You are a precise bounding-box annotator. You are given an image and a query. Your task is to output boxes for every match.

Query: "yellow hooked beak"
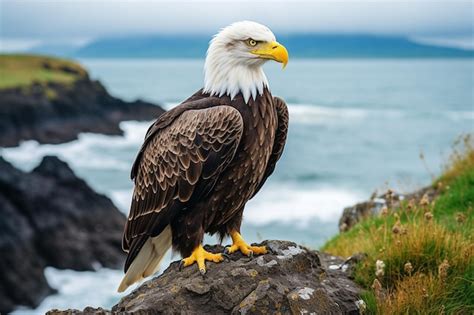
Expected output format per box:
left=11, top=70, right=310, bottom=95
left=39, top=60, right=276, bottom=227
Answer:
left=251, top=41, right=289, bottom=68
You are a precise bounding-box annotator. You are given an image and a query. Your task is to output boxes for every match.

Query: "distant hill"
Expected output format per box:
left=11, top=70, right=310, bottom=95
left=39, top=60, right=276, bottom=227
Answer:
left=75, top=35, right=208, bottom=58
left=74, top=34, right=473, bottom=58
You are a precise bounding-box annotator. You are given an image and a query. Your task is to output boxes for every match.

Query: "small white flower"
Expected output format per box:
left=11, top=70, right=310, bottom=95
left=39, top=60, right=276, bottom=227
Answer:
left=375, top=260, right=386, bottom=277
left=356, top=299, right=367, bottom=312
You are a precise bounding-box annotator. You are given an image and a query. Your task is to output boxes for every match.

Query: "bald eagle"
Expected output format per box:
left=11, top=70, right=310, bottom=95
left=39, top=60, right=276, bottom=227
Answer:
left=118, top=21, right=289, bottom=292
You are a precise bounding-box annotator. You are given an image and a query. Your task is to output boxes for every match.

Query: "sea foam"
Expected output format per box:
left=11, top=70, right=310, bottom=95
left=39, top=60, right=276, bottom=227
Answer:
left=244, top=183, right=364, bottom=226
left=11, top=267, right=124, bottom=314
left=0, top=121, right=152, bottom=172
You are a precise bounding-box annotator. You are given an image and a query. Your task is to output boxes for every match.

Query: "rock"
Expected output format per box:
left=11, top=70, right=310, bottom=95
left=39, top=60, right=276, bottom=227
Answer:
left=0, top=77, right=165, bottom=147
left=338, top=199, right=386, bottom=233
left=0, top=156, right=126, bottom=314
left=338, top=186, right=438, bottom=232
left=47, top=307, right=113, bottom=315
left=47, top=240, right=363, bottom=315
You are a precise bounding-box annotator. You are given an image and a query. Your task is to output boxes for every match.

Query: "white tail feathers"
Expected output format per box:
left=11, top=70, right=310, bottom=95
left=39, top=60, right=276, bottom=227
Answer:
left=117, top=225, right=172, bottom=292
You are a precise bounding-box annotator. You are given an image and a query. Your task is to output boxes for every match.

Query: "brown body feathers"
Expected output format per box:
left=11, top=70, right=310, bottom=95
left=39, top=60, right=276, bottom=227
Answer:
left=122, top=88, right=289, bottom=272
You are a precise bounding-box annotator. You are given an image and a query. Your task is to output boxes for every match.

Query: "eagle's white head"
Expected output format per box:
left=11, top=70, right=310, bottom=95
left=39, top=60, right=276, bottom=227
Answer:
left=203, top=21, right=289, bottom=103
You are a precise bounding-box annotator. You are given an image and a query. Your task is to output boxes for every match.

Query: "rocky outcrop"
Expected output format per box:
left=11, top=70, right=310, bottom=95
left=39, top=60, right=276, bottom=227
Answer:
left=0, top=76, right=164, bottom=147
left=338, top=186, right=438, bottom=232
left=0, top=156, right=126, bottom=314
left=47, top=240, right=363, bottom=315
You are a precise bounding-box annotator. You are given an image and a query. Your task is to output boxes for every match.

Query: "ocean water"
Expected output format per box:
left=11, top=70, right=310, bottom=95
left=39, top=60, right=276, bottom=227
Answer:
left=3, top=58, right=473, bottom=313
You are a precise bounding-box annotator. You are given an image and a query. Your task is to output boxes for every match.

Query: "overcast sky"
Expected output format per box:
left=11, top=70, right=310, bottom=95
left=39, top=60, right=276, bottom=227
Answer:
left=0, top=0, right=472, bottom=47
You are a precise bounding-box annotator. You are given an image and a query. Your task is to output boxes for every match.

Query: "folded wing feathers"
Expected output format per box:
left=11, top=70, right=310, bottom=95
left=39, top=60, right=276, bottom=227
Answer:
left=122, top=105, right=243, bottom=255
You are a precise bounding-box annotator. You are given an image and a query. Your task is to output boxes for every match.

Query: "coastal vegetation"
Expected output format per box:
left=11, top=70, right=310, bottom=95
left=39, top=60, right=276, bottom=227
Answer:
left=323, top=135, right=474, bottom=314
left=0, top=54, right=86, bottom=90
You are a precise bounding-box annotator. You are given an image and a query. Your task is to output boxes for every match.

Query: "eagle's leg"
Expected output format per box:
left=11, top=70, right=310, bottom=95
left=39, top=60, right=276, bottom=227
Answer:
left=226, top=231, right=267, bottom=256
left=181, top=245, right=224, bottom=274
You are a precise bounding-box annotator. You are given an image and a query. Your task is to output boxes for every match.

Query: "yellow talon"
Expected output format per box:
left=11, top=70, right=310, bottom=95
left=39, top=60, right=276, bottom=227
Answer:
left=181, top=245, right=224, bottom=274
left=226, top=231, right=267, bottom=256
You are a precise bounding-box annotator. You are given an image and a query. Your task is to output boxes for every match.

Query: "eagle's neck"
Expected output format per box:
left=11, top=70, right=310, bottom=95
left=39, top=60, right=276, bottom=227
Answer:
left=203, top=51, right=269, bottom=104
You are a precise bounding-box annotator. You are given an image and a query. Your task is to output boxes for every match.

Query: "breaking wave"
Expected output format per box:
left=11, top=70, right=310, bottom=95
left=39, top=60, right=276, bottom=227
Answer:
left=244, top=184, right=364, bottom=226
left=0, top=121, right=151, bottom=172
left=12, top=267, right=124, bottom=314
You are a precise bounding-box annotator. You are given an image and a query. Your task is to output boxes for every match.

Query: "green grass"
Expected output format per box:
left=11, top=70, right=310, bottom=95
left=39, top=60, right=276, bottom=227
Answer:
left=0, top=54, right=87, bottom=90
left=322, top=135, right=474, bottom=314
left=434, top=135, right=474, bottom=236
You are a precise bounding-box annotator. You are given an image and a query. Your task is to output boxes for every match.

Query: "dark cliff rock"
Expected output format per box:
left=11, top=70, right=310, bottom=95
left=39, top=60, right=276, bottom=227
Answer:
left=0, top=76, right=164, bottom=147
left=338, top=186, right=439, bottom=232
left=0, top=156, right=126, bottom=314
left=47, top=240, right=364, bottom=315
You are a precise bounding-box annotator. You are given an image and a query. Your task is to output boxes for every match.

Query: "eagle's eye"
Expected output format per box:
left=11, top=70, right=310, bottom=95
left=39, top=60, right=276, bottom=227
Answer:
left=247, top=39, right=258, bottom=47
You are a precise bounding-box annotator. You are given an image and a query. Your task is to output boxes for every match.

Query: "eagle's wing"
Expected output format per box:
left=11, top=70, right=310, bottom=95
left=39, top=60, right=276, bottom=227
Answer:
left=252, top=96, right=289, bottom=197
left=123, top=105, right=244, bottom=271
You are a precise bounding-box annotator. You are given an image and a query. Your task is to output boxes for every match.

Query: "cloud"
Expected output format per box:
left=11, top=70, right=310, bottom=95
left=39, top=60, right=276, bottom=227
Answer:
left=1, top=0, right=472, bottom=40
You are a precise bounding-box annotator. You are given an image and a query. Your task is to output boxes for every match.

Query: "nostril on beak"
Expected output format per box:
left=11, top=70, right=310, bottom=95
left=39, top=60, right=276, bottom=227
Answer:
left=272, top=46, right=278, bottom=49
